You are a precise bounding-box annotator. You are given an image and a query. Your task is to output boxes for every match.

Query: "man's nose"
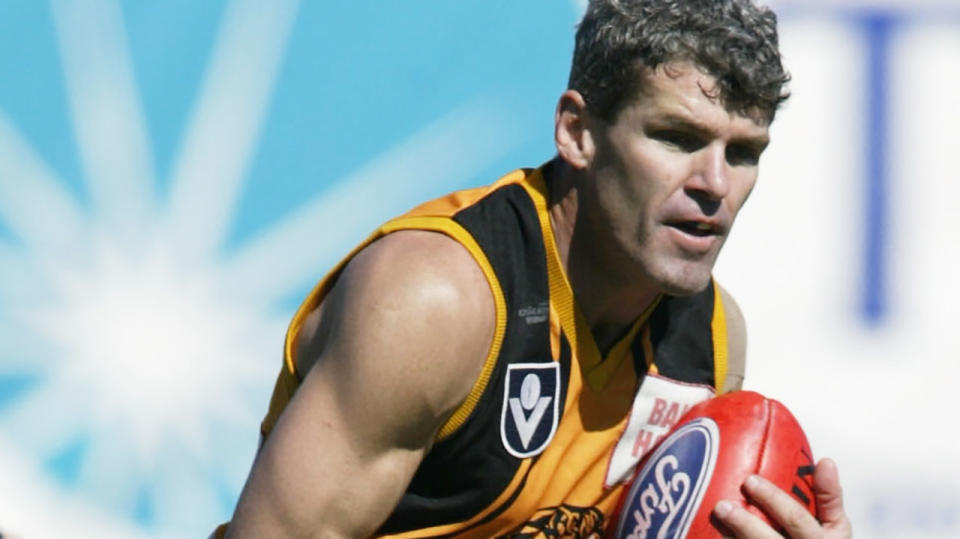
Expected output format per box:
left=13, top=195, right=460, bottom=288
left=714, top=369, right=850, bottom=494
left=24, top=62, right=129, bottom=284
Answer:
left=688, top=142, right=730, bottom=201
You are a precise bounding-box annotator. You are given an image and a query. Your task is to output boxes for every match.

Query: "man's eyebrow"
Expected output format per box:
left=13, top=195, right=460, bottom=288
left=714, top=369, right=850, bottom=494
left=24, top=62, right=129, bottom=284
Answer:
left=647, top=113, right=770, bottom=149
left=645, top=113, right=716, bottom=139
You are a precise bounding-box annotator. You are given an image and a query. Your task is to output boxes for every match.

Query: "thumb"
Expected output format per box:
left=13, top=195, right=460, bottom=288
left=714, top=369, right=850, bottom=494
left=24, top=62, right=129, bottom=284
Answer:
left=814, top=457, right=851, bottom=532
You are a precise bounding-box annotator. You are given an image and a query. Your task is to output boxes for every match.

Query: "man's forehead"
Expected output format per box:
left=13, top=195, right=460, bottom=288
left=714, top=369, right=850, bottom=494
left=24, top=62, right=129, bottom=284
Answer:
left=630, top=62, right=771, bottom=133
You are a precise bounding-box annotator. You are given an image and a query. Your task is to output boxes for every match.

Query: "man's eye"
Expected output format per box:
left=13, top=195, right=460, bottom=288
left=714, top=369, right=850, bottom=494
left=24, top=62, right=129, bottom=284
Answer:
left=652, top=130, right=703, bottom=152
left=726, top=144, right=761, bottom=166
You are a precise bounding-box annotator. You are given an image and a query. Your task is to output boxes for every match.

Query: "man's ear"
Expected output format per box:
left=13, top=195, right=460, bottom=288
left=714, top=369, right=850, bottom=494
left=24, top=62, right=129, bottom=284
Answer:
left=554, top=90, right=595, bottom=170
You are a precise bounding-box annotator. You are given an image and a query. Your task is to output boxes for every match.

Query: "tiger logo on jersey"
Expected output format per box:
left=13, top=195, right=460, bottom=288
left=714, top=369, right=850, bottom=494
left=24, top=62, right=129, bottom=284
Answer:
left=512, top=504, right=605, bottom=538
left=500, top=363, right=560, bottom=458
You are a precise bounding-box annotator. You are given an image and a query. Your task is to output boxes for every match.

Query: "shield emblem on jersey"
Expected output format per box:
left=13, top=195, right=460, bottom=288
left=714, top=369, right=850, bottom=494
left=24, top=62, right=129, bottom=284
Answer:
left=500, top=362, right=560, bottom=458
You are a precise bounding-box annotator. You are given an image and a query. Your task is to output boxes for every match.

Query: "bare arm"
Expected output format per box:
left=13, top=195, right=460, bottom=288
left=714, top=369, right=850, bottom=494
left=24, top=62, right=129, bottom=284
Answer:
left=227, top=231, right=495, bottom=538
left=719, top=284, right=746, bottom=392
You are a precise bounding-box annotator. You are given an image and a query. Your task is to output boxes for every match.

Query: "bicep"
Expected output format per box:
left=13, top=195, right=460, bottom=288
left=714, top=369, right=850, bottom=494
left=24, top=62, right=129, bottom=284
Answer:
left=230, top=356, right=430, bottom=538
left=227, top=232, right=494, bottom=538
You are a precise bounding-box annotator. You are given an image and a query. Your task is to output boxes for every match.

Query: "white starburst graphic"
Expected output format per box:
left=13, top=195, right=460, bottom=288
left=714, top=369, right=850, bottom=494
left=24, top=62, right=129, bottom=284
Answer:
left=0, top=0, right=520, bottom=536
left=571, top=0, right=588, bottom=17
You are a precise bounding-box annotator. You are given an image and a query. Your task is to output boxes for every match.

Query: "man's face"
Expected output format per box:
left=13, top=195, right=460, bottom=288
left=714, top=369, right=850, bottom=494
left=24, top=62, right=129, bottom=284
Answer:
left=581, top=62, right=770, bottom=296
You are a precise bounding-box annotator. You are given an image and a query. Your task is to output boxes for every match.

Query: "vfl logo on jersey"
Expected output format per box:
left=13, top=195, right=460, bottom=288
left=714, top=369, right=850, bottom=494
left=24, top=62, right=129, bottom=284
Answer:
left=613, top=418, right=719, bottom=539
left=500, top=363, right=560, bottom=458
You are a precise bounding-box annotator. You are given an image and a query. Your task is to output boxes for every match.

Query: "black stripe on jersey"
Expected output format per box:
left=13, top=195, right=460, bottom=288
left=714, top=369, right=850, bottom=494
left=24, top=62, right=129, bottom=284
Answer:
left=455, top=182, right=552, bottom=363
left=379, top=182, right=555, bottom=534
left=631, top=282, right=716, bottom=387
left=430, top=458, right=534, bottom=539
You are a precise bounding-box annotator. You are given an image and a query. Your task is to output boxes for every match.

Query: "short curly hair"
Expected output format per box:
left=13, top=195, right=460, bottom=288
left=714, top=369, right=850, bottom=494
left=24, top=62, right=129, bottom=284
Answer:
left=569, top=0, right=790, bottom=124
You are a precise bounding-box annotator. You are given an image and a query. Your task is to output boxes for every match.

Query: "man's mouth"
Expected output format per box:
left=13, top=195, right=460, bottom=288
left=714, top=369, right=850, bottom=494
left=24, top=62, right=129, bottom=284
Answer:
left=667, top=221, right=719, bottom=237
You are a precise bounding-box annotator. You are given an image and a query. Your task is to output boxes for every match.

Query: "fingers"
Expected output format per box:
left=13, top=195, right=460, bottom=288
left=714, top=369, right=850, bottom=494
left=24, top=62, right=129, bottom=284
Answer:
left=712, top=467, right=853, bottom=539
left=712, top=475, right=819, bottom=538
left=814, top=458, right=853, bottom=535
left=712, top=496, right=782, bottom=539
left=740, top=474, right=821, bottom=536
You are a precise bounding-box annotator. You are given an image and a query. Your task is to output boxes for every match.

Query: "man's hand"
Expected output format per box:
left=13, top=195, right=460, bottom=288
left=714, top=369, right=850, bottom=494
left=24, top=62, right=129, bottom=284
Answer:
left=712, top=458, right=852, bottom=538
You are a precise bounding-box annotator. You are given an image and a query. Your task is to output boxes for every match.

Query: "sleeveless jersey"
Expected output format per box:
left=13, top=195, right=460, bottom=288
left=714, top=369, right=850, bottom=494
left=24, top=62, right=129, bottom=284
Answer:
left=254, top=165, right=731, bottom=538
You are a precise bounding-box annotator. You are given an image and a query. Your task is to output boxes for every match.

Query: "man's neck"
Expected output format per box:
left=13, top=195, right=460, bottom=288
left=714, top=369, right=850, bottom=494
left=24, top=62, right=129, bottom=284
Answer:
left=544, top=159, right=659, bottom=354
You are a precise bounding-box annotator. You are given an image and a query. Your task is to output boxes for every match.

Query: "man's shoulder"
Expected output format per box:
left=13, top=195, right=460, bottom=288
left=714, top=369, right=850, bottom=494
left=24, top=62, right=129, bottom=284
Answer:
left=325, top=229, right=497, bottom=411
left=351, top=230, right=491, bottom=303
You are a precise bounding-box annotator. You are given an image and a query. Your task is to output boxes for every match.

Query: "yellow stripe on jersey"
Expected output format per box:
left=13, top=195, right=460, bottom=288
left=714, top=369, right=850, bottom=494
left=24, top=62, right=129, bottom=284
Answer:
left=711, top=282, right=729, bottom=393
left=586, top=297, right=661, bottom=389
left=641, top=324, right=660, bottom=376
left=379, top=215, right=508, bottom=441
left=521, top=171, right=577, bottom=361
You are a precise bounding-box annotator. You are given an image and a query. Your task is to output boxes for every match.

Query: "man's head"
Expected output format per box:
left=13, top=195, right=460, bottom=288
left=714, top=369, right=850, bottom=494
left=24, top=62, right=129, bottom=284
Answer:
left=553, top=0, right=787, bottom=297
left=568, top=0, right=789, bottom=124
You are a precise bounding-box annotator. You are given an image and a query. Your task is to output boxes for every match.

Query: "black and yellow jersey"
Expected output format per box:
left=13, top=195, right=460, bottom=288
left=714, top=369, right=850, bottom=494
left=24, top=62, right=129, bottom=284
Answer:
left=256, top=164, right=732, bottom=538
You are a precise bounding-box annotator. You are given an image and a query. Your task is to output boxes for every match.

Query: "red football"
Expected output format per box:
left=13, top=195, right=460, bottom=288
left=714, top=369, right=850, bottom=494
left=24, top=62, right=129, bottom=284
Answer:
left=608, top=390, right=816, bottom=538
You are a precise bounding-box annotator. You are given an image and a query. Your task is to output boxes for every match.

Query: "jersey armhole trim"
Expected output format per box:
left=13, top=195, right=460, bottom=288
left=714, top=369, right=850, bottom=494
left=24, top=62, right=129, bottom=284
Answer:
left=379, top=215, right=508, bottom=442
left=282, top=233, right=380, bottom=380
left=711, top=280, right=729, bottom=393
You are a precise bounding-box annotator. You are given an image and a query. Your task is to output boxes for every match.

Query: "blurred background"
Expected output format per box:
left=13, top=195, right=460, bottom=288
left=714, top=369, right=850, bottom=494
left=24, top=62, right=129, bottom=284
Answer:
left=0, top=0, right=957, bottom=537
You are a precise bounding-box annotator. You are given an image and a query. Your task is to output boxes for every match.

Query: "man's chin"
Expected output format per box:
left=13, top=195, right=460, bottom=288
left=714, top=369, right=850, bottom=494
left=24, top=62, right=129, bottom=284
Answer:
left=650, top=262, right=714, bottom=297
left=658, top=281, right=711, bottom=297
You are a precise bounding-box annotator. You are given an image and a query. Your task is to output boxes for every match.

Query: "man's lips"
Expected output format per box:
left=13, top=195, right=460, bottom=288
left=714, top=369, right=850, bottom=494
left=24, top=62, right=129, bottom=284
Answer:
left=663, top=218, right=727, bottom=237
left=662, top=220, right=724, bottom=254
